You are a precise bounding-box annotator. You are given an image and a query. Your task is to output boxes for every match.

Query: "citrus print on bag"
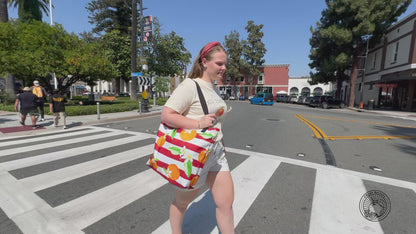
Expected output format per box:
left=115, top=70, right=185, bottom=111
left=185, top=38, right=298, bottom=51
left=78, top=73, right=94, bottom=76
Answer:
left=146, top=123, right=219, bottom=189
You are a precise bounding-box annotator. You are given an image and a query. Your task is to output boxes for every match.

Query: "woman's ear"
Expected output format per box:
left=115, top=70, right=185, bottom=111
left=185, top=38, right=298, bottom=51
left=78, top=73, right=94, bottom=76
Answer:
left=201, top=57, right=207, bottom=69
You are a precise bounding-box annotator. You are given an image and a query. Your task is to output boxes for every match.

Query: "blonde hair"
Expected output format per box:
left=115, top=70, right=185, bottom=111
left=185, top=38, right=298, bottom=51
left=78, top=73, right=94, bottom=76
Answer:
left=188, top=44, right=226, bottom=78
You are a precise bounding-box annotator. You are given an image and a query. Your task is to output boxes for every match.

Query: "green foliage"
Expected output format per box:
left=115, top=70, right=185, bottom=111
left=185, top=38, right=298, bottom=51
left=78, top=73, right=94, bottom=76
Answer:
left=224, top=30, right=245, bottom=81
left=223, top=21, right=266, bottom=80
left=101, top=30, right=131, bottom=80
left=0, top=20, right=117, bottom=93
left=244, top=21, right=267, bottom=77
left=146, top=22, right=191, bottom=77
left=86, top=0, right=132, bottom=36
left=153, top=76, right=169, bottom=94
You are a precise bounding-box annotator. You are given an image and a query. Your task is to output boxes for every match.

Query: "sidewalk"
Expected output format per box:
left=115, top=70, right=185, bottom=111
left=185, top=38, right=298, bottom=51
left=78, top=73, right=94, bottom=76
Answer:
left=346, top=107, right=416, bottom=122
left=0, top=106, right=163, bottom=137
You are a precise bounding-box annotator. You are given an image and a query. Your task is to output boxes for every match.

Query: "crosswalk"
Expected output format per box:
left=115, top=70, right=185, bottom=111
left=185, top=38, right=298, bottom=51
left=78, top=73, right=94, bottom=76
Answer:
left=0, top=126, right=415, bottom=234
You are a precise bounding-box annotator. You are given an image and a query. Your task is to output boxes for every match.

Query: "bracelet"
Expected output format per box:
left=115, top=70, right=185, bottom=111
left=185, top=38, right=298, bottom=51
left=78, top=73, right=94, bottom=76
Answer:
left=198, top=120, right=200, bottom=129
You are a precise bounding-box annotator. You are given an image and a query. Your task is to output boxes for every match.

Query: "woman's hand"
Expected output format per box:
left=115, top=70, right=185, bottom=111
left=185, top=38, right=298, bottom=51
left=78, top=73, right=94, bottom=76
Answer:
left=199, top=114, right=216, bottom=129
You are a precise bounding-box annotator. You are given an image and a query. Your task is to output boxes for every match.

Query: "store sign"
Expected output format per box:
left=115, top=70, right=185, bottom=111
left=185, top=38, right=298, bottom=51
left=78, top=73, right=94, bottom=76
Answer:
left=375, top=83, right=398, bottom=88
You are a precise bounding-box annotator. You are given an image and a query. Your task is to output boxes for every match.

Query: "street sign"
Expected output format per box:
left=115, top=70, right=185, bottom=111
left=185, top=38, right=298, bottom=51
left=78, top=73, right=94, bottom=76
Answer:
left=142, top=90, right=148, bottom=99
left=131, top=72, right=142, bottom=77
left=138, top=77, right=152, bottom=85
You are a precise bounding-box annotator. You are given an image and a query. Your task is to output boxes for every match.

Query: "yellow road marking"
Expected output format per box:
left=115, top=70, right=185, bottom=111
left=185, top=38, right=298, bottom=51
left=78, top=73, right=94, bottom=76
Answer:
left=295, top=114, right=416, bottom=140
left=295, top=114, right=325, bottom=139
left=302, top=114, right=416, bottom=129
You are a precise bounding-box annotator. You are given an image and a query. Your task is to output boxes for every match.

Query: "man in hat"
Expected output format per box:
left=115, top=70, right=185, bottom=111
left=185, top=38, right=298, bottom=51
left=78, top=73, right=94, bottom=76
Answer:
left=30, top=80, right=47, bottom=121
left=14, top=87, right=38, bottom=129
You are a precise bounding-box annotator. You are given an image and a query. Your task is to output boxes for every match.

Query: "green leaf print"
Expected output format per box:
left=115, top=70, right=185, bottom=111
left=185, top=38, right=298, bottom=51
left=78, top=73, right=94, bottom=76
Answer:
left=199, top=133, right=213, bottom=139
left=169, top=147, right=181, bottom=155
left=171, top=129, right=177, bottom=138
left=184, top=160, right=192, bottom=178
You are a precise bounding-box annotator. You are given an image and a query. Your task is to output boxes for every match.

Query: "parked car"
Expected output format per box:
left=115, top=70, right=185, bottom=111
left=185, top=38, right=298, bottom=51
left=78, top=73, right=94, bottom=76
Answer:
left=239, top=95, right=246, bottom=101
left=288, top=95, right=298, bottom=103
left=297, top=96, right=308, bottom=104
left=309, top=95, right=345, bottom=109
left=275, top=94, right=289, bottom=102
left=229, top=96, right=236, bottom=100
left=250, top=92, right=274, bottom=105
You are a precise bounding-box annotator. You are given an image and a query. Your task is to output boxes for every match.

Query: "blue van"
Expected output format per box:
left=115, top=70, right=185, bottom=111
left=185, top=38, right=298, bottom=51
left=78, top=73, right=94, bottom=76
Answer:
left=250, top=92, right=274, bottom=105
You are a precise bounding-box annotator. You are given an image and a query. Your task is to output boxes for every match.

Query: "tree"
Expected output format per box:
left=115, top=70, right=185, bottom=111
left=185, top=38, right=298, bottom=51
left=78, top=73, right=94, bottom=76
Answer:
left=101, top=30, right=131, bottom=95
left=243, top=21, right=267, bottom=77
left=146, top=30, right=191, bottom=77
left=224, top=30, right=246, bottom=96
left=0, top=0, right=8, bottom=22
left=153, top=76, right=169, bottom=96
left=7, top=0, right=50, bottom=22
left=86, top=0, right=133, bottom=95
left=86, top=0, right=131, bottom=36
left=309, top=0, right=411, bottom=107
left=0, top=21, right=116, bottom=93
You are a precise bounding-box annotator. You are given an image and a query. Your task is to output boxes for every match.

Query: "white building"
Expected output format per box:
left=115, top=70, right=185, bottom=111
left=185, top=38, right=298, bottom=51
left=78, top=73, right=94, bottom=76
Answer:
left=289, top=77, right=334, bottom=97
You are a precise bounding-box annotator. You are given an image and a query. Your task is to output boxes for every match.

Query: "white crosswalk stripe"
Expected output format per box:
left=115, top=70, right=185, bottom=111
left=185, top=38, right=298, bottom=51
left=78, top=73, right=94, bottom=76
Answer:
left=0, top=126, right=415, bottom=234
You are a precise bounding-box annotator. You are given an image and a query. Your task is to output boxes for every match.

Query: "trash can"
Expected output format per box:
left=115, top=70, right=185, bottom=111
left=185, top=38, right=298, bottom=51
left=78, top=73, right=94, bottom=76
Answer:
left=142, top=98, right=149, bottom=112
left=367, top=99, right=375, bottom=110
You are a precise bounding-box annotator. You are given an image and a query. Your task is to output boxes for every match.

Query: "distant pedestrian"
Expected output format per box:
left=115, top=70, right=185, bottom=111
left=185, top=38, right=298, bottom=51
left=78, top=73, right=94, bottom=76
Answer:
left=14, top=87, right=38, bottom=129
left=30, top=80, right=47, bottom=121
left=49, top=89, right=67, bottom=129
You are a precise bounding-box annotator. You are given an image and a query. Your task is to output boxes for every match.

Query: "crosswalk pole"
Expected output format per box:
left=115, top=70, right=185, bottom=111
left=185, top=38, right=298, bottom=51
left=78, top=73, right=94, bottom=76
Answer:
left=97, top=102, right=100, bottom=119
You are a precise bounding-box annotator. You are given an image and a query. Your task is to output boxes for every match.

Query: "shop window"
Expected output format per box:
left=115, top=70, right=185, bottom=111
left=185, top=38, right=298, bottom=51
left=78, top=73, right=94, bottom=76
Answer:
left=372, top=52, right=377, bottom=70
left=392, top=42, right=399, bottom=63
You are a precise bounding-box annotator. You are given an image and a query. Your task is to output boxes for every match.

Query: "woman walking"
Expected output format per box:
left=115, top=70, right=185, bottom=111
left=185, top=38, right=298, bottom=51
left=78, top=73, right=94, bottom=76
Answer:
left=161, top=41, right=235, bottom=234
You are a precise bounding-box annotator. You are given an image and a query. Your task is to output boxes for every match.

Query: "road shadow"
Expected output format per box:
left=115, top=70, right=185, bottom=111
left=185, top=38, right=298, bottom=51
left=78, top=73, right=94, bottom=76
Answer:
left=182, top=191, right=218, bottom=234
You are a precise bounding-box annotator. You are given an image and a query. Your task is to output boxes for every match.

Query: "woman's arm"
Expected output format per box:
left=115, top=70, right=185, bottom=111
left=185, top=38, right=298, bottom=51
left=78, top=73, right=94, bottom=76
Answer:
left=161, top=107, right=216, bottom=129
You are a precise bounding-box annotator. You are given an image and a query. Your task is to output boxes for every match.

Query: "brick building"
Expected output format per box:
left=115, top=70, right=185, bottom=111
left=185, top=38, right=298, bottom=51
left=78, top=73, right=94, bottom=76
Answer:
left=216, top=64, right=290, bottom=98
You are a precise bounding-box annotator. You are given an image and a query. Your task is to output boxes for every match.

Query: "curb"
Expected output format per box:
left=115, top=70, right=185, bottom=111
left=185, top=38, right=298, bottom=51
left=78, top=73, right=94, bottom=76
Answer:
left=0, top=109, right=162, bottom=138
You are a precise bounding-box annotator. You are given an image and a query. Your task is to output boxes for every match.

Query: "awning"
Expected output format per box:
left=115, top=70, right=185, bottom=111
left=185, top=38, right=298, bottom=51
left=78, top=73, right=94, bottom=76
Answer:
left=276, top=90, right=287, bottom=94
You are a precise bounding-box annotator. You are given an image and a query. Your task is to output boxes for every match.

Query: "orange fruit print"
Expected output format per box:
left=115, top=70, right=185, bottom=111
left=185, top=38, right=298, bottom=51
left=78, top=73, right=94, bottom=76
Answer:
left=198, top=150, right=210, bottom=164
left=167, top=164, right=180, bottom=180
left=156, top=135, right=166, bottom=147
left=190, top=175, right=199, bottom=187
left=215, top=107, right=225, bottom=117
left=149, top=157, right=158, bottom=170
left=179, top=130, right=197, bottom=141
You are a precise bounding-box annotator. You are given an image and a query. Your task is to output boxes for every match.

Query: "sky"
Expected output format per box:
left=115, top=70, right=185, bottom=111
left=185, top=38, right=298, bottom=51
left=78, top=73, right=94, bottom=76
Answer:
left=7, top=0, right=416, bottom=77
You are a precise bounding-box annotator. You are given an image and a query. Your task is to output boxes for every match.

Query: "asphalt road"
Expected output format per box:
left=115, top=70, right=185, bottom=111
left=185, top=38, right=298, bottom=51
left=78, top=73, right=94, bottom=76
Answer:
left=0, top=101, right=415, bottom=233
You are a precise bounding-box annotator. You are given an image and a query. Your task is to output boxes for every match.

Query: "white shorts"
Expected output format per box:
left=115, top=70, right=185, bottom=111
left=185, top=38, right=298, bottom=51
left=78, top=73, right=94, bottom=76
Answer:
left=175, top=141, right=229, bottom=190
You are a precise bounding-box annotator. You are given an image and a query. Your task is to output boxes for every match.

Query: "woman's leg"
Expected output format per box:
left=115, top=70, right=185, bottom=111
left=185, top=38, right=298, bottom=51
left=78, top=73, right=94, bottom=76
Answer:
left=170, top=188, right=200, bottom=234
left=206, top=171, right=235, bottom=234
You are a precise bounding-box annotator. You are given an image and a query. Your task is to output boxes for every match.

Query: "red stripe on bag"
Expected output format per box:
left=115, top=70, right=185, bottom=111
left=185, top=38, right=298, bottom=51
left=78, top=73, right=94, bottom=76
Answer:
left=154, top=147, right=205, bottom=169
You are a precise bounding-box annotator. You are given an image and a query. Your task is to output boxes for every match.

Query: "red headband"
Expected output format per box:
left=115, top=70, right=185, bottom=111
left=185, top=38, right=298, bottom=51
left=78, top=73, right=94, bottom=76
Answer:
left=200, top=41, right=221, bottom=59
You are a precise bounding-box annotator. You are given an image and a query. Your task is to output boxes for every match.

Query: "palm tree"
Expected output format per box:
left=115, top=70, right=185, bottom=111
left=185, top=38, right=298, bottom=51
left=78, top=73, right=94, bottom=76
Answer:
left=0, top=0, right=8, bottom=22
left=8, top=0, right=50, bottom=22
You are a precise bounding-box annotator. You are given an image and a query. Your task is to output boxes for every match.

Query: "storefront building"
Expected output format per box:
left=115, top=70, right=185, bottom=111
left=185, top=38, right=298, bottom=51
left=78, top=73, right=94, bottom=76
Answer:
left=357, top=11, right=416, bottom=111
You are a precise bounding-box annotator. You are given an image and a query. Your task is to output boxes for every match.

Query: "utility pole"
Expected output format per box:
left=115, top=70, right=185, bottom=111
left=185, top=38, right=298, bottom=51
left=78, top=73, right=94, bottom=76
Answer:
left=131, top=0, right=138, bottom=101
left=49, top=0, right=57, bottom=89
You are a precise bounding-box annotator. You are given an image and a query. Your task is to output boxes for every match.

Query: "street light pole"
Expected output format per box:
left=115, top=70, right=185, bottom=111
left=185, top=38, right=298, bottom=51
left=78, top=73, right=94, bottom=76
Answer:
left=49, top=0, right=57, bottom=89
left=359, top=35, right=372, bottom=107
left=49, top=0, right=53, bottom=25
left=131, top=0, right=138, bottom=101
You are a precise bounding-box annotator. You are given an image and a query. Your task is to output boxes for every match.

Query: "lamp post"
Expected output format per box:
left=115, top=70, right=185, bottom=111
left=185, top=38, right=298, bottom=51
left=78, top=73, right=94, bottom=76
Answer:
left=359, top=34, right=373, bottom=107
left=49, top=0, right=57, bottom=89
